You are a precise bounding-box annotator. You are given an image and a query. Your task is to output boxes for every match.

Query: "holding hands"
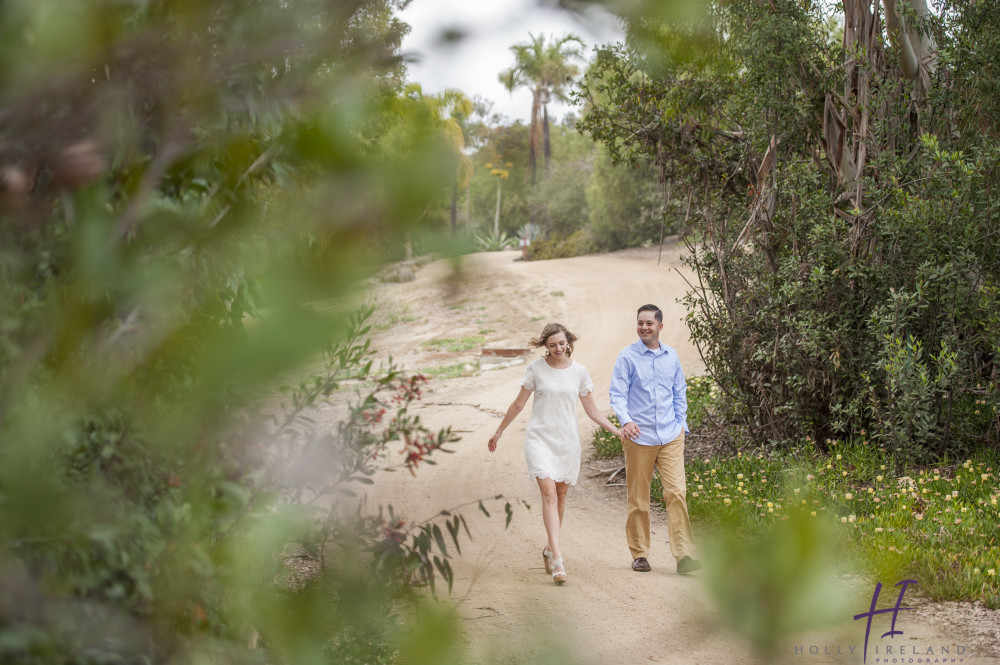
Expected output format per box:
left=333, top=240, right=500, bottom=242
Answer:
left=621, top=422, right=640, bottom=441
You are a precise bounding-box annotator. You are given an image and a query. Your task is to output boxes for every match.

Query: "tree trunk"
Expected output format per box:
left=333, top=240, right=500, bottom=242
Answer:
left=450, top=179, right=458, bottom=234
left=464, top=181, right=471, bottom=230
left=529, top=88, right=541, bottom=186
left=543, top=105, right=551, bottom=173
left=493, top=178, right=501, bottom=236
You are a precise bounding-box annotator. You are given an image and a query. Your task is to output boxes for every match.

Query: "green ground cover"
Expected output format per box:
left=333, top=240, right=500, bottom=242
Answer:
left=682, top=444, right=999, bottom=605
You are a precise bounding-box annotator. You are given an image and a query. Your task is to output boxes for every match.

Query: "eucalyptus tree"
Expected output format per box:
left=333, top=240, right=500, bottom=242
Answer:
left=581, top=0, right=1000, bottom=460
left=499, top=32, right=584, bottom=183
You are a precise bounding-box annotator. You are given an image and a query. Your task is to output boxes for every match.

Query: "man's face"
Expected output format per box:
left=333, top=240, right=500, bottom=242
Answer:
left=637, top=311, right=663, bottom=346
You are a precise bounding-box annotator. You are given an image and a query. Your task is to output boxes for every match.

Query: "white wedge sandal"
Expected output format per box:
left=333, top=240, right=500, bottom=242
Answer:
left=550, top=557, right=567, bottom=585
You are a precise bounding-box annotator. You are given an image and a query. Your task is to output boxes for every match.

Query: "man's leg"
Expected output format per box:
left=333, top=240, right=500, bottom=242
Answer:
left=623, top=438, right=658, bottom=560
left=655, top=431, right=695, bottom=561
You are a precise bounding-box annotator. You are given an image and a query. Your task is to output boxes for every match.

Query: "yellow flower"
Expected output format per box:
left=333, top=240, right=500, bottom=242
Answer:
left=810, top=511, right=817, bottom=517
left=876, top=475, right=883, bottom=482
left=736, top=473, right=744, bottom=480
left=840, top=516, right=847, bottom=523
left=849, top=514, right=856, bottom=523
left=880, top=464, right=886, bottom=470
left=845, top=492, right=853, bottom=500
left=982, top=474, right=990, bottom=481
left=875, top=527, right=883, bottom=533
left=989, top=569, right=996, bottom=577
left=768, top=507, right=774, bottom=513
left=836, top=454, right=842, bottom=460
left=723, top=498, right=732, bottom=505
left=793, top=488, right=800, bottom=494
left=767, top=502, right=773, bottom=508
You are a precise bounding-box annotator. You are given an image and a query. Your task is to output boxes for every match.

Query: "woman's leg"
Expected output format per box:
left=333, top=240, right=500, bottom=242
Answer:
left=555, top=481, right=570, bottom=525
left=536, top=477, right=562, bottom=559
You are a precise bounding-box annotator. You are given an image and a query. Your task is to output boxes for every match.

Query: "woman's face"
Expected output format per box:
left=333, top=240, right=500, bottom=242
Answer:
left=545, top=332, right=569, bottom=359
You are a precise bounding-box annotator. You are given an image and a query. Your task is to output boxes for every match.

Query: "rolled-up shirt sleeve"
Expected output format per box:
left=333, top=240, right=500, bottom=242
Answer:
left=674, top=363, right=688, bottom=433
left=609, top=353, right=632, bottom=426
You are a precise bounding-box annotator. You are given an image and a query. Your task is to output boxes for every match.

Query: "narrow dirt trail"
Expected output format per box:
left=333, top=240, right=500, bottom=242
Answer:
left=356, top=246, right=993, bottom=665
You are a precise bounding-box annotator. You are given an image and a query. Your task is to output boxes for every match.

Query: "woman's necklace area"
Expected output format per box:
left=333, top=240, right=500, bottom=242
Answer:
left=545, top=356, right=571, bottom=369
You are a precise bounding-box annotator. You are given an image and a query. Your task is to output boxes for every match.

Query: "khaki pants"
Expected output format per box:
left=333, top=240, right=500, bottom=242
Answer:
left=624, top=431, right=694, bottom=561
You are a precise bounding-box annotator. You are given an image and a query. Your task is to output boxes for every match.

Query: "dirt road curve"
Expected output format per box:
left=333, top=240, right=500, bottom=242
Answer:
left=362, top=245, right=996, bottom=665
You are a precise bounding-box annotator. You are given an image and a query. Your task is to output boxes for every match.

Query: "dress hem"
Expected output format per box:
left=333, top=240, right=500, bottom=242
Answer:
left=527, top=472, right=578, bottom=486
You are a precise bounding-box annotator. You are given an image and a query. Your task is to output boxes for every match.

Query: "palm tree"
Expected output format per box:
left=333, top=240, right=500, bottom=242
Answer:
left=436, top=89, right=475, bottom=234
left=499, top=33, right=584, bottom=185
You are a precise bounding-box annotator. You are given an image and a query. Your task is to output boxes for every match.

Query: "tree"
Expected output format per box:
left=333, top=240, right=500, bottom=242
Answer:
left=581, top=0, right=1000, bottom=462
left=0, top=0, right=485, bottom=661
left=499, top=33, right=584, bottom=184
left=436, top=89, right=476, bottom=234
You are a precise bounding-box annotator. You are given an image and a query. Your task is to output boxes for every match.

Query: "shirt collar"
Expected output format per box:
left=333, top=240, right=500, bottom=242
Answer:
left=633, top=339, right=665, bottom=356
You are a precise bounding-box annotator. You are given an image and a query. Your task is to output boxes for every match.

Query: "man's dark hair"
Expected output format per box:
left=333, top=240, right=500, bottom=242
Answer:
left=637, top=304, right=662, bottom=323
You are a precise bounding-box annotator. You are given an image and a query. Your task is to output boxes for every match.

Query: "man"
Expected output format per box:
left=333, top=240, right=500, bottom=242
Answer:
left=610, top=304, right=701, bottom=575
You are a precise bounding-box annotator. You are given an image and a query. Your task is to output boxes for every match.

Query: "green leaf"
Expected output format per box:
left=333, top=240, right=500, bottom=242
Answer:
left=432, top=523, right=447, bottom=557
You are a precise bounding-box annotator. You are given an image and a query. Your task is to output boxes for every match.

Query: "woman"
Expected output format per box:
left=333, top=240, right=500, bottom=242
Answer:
left=488, top=323, right=621, bottom=585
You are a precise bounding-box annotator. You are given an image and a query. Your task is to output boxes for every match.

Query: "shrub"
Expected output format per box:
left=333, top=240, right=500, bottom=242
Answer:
left=529, top=229, right=598, bottom=260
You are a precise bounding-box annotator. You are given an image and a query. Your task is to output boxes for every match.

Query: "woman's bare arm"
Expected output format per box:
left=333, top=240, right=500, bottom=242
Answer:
left=580, top=392, right=622, bottom=438
left=488, top=387, right=532, bottom=452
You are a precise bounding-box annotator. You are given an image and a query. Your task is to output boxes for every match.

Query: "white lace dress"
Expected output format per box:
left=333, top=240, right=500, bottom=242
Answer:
left=520, top=358, right=594, bottom=485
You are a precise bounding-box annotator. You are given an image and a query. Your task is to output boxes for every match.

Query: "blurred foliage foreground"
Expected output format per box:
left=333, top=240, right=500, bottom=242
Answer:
left=0, top=1, right=487, bottom=662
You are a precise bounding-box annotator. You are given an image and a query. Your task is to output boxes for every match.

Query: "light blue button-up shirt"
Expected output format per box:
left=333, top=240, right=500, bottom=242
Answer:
left=609, top=340, right=688, bottom=446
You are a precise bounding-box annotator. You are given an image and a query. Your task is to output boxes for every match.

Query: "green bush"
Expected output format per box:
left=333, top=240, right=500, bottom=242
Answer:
left=529, top=229, right=599, bottom=260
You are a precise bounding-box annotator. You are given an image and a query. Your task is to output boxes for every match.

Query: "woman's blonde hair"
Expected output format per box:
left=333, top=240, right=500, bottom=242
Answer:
left=529, top=323, right=578, bottom=357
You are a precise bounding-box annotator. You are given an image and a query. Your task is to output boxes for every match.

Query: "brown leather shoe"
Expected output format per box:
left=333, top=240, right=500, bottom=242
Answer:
left=632, top=557, right=651, bottom=572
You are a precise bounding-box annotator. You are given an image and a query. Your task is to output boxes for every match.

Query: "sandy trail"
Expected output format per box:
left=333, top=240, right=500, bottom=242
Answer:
left=356, top=245, right=995, bottom=665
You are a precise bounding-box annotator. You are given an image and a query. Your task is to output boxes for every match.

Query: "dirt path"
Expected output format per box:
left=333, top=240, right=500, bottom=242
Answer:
left=357, top=245, right=998, bottom=665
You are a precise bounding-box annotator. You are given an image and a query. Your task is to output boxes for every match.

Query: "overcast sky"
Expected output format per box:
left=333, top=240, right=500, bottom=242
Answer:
left=398, top=0, right=625, bottom=124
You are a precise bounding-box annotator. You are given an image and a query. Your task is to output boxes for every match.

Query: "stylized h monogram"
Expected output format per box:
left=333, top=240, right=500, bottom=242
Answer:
left=853, top=579, right=917, bottom=663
